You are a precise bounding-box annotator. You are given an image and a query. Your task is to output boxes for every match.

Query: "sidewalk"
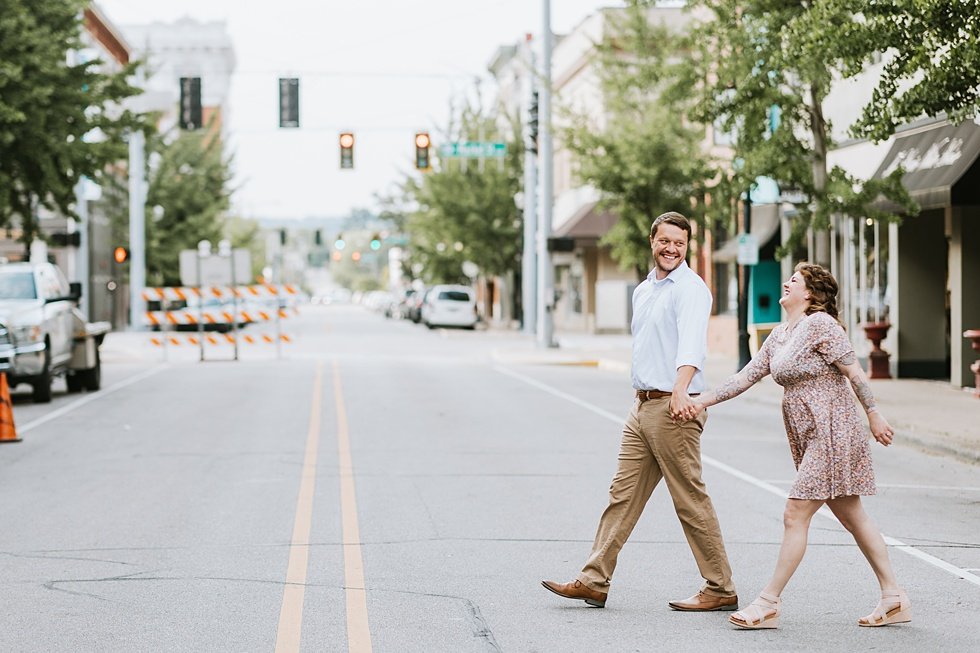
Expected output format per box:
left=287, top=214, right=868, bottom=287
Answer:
left=492, top=332, right=980, bottom=465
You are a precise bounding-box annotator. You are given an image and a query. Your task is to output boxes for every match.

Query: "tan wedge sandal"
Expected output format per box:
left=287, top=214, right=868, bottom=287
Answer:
left=729, top=591, right=781, bottom=629
left=858, top=589, right=911, bottom=627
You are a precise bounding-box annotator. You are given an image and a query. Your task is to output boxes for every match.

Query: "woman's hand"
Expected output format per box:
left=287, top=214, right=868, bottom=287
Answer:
left=869, top=411, right=894, bottom=446
left=677, top=397, right=704, bottom=422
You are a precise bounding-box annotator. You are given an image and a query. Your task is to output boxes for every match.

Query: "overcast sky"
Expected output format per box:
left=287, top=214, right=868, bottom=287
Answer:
left=96, top=0, right=623, bottom=222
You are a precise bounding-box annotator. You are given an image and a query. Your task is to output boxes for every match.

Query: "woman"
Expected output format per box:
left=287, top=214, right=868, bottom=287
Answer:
left=686, top=262, right=910, bottom=630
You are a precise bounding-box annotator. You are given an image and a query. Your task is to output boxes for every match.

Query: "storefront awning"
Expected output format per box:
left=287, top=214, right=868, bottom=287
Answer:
left=713, top=203, right=781, bottom=263
left=553, top=201, right=619, bottom=239
left=871, top=120, right=980, bottom=210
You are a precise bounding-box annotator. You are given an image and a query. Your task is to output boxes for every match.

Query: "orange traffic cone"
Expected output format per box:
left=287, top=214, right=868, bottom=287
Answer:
left=0, top=372, right=21, bottom=443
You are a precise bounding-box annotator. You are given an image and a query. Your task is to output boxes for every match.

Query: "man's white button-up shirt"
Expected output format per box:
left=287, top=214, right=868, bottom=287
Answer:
left=630, top=261, right=712, bottom=393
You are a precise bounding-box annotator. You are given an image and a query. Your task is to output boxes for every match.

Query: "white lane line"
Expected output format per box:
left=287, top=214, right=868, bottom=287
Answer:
left=19, top=366, right=169, bottom=434
left=494, top=365, right=980, bottom=588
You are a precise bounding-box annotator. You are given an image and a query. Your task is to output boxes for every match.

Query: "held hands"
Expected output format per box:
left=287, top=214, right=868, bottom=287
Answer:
left=670, top=394, right=704, bottom=423
left=869, top=411, right=894, bottom=446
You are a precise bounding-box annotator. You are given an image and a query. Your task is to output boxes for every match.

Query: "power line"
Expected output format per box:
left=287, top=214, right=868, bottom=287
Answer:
left=233, top=69, right=476, bottom=81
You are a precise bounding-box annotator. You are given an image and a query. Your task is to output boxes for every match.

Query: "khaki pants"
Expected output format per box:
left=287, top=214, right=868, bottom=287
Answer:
left=577, top=396, right=736, bottom=597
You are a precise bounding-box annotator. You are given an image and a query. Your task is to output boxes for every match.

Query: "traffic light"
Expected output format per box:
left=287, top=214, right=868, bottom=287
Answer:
left=314, top=230, right=322, bottom=246
left=369, top=234, right=381, bottom=251
left=51, top=232, right=81, bottom=247
left=279, top=229, right=287, bottom=246
left=414, top=132, right=431, bottom=170
left=113, top=246, right=129, bottom=264
left=179, top=77, right=202, bottom=130
left=527, top=90, right=539, bottom=154
left=351, top=251, right=362, bottom=262
left=334, top=234, right=346, bottom=250
left=279, top=77, right=299, bottom=128
left=339, top=132, right=354, bottom=169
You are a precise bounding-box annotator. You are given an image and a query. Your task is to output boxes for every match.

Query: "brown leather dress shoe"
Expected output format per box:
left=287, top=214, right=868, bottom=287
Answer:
left=541, top=579, right=607, bottom=608
left=668, top=591, right=738, bottom=611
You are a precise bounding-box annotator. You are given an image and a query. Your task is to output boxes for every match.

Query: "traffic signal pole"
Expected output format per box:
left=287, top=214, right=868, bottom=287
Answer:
left=128, top=125, right=146, bottom=331
left=537, top=0, right=556, bottom=348
left=522, top=35, right=538, bottom=336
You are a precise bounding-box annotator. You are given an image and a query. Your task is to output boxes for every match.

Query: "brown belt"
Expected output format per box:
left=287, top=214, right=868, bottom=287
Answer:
left=635, top=389, right=699, bottom=402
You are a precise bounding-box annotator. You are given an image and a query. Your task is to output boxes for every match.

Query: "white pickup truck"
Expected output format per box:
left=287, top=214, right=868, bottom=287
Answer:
left=0, top=262, right=110, bottom=402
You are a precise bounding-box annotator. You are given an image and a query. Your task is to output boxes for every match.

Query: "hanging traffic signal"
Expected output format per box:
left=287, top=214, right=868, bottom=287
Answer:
left=279, top=77, right=300, bottom=128
left=415, top=132, right=431, bottom=170
left=340, top=132, right=355, bottom=169
left=113, top=246, right=129, bottom=264
left=179, top=77, right=202, bottom=130
left=334, top=234, right=346, bottom=250
left=369, top=234, right=381, bottom=251
left=527, top=90, right=539, bottom=155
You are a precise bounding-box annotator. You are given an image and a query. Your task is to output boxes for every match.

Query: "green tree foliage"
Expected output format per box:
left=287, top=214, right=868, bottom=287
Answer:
left=403, top=108, right=522, bottom=285
left=144, top=129, right=233, bottom=286
left=562, top=3, right=715, bottom=274
left=828, top=0, right=980, bottom=142
left=0, top=0, right=145, bottom=244
left=684, top=0, right=917, bottom=259
left=224, top=215, right=265, bottom=282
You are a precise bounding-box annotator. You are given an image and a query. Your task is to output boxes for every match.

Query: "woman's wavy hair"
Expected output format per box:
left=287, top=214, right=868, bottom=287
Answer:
left=795, top=262, right=841, bottom=322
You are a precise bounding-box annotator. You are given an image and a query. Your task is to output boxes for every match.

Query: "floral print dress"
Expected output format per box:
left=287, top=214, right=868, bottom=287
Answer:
left=741, top=311, right=876, bottom=500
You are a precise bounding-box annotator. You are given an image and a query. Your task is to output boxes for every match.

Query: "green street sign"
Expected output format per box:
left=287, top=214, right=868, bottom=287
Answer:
left=439, top=141, right=506, bottom=158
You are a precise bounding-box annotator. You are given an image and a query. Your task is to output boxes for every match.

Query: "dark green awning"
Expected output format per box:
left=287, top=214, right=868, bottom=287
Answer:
left=872, top=121, right=980, bottom=210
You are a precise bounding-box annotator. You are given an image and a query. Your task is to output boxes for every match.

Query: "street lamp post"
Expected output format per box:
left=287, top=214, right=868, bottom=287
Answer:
left=218, top=239, right=239, bottom=361
left=537, top=0, right=556, bottom=348
left=196, top=240, right=211, bottom=362
left=737, top=197, right=752, bottom=370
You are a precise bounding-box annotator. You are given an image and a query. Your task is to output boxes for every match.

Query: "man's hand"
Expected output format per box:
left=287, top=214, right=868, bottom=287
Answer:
left=670, top=365, right=699, bottom=422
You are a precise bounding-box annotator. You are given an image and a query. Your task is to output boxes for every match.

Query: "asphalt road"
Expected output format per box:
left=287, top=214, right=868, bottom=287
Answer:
left=1, top=304, right=977, bottom=652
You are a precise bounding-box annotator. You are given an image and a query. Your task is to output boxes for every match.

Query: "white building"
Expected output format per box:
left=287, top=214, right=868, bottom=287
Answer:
left=119, top=17, right=236, bottom=138
left=823, top=60, right=980, bottom=388
left=489, top=6, right=715, bottom=336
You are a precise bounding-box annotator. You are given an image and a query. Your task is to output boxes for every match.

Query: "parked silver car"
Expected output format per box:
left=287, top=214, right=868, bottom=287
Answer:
left=0, top=262, right=108, bottom=402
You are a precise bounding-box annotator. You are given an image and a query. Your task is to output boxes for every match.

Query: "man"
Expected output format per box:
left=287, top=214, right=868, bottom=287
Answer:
left=542, top=211, right=737, bottom=611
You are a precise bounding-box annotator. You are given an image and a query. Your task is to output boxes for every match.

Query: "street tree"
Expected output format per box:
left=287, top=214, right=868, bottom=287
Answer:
left=403, top=107, right=522, bottom=286
left=828, top=0, right=980, bottom=142
left=683, top=0, right=917, bottom=262
left=144, top=128, right=234, bottom=286
left=224, top=215, right=265, bottom=282
left=0, top=0, right=145, bottom=249
left=562, top=3, right=716, bottom=275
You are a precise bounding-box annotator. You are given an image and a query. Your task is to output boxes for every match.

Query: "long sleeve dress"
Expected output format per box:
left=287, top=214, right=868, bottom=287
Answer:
left=724, top=311, right=876, bottom=500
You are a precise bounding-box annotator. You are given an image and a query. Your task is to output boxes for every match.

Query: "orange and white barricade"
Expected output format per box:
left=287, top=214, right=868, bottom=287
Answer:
left=144, top=284, right=299, bottom=360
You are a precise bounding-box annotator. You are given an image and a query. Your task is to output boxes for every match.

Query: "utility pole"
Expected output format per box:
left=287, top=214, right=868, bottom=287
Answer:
left=537, top=0, right=556, bottom=348
left=128, top=126, right=146, bottom=331
left=522, top=34, right=538, bottom=336
left=73, top=178, right=90, bottom=316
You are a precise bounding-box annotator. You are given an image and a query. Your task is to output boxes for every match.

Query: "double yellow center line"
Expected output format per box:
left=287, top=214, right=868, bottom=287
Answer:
left=275, top=361, right=372, bottom=652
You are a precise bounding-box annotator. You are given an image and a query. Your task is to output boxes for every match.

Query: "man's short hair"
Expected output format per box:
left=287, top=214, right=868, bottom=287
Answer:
left=650, top=212, right=692, bottom=240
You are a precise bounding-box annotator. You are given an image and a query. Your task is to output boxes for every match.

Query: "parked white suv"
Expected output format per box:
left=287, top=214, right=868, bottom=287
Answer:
left=0, top=262, right=109, bottom=402
left=421, top=284, right=478, bottom=329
